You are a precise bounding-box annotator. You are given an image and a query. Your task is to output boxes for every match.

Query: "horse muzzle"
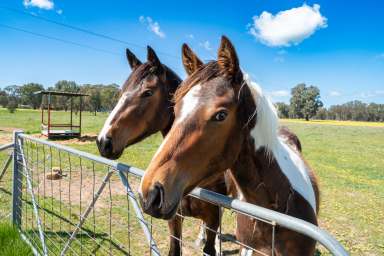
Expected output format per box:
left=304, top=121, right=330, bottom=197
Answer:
left=139, top=182, right=179, bottom=220
left=96, top=136, right=123, bottom=160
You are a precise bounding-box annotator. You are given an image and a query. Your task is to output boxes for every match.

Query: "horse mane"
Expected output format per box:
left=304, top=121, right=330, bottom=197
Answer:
left=164, top=64, right=182, bottom=95
left=244, top=73, right=279, bottom=154
left=245, top=74, right=317, bottom=212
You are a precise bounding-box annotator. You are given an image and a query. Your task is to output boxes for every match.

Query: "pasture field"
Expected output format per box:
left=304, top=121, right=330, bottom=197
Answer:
left=0, top=108, right=383, bottom=255
left=0, top=222, right=33, bottom=256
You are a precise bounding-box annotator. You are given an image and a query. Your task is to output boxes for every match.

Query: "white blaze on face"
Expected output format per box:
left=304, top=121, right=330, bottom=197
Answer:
left=176, top=84, right=202, bottom=124
left=140, top=84, right=202, bottom=197
left=97, top=94, right=127, bottom=141
left=152, top=84, right=202, bottom=160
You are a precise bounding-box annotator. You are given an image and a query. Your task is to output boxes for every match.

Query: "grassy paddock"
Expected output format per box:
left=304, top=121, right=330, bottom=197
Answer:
left=0, top=108, right=383, bottom=254
left=0, top=222, right=33, bottom=256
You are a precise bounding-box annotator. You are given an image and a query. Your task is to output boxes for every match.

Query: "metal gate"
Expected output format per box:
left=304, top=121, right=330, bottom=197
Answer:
left=0, top=131, right=348, bottom=256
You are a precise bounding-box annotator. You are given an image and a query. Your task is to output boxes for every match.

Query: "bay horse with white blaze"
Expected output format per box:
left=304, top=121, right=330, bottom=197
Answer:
left=96, top=46, right=226, bottom=255
left=139, top=36, right=320, bottom=255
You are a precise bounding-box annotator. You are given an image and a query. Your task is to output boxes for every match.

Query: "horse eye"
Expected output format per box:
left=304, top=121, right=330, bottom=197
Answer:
left=212, top=110, right=228, bottom=122
left=142, top=90, right=154, bottom=98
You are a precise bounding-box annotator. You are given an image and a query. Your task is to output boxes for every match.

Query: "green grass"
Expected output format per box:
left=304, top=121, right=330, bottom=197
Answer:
left=0, top=107, right=107, bottom=135
left=281, top=121, right=384, bottom=255
left=0, top=222, right=33, bottom=256
left=0, top=108, right=383, bottom=255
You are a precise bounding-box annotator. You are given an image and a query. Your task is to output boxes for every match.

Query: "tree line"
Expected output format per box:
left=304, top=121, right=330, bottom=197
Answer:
left=276, top=83, right=384, bottom=122
left=1, top=81, right=383, bottom=122
left=0, top=81, right=120, bottom=114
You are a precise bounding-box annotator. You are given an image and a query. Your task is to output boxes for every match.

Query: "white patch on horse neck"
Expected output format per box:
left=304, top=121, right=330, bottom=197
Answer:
left=176, top=84, right=202, bottom=124
left=274, top=138, right=317, bottom=212
left=245, top=73, right=316, bottom=213
left=97, top=93, right=127, bottom=141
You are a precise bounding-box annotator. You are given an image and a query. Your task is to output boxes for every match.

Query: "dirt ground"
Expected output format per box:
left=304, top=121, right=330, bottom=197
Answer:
left=34, top=169, right=131, bottom=209
left=0, top=126, right=98, bottom=146
left=0, top=127, right=17, bottom=144
left=34, top=133, right=98, bottom=145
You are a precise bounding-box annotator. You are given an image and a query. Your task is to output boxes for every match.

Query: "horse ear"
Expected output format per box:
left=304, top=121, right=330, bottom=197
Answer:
left=147, top=46, right=161, bottom=67
left=182, top=43, right=203, bottom=75
left=126, top=48, right=142, bottom=70
left=217, top=36, right=240, bottom=79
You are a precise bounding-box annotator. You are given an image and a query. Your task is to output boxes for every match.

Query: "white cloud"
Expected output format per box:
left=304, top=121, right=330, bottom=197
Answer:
left=23, top=0, right=54, bottom=10
left=248, top=4, right=327, bottom=47
left=139, top=16, right=166, bottom=38
left=268, top=90, right=290, bottom=97
left=56, top=9, right=63, bottom=15
left=329, top=90, right=341, bottom=96
left=199, top=41, right=212, bottom=51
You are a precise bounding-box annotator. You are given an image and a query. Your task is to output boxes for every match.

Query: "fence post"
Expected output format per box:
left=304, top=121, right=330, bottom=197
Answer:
left=12, top=130, right=23, bottom=227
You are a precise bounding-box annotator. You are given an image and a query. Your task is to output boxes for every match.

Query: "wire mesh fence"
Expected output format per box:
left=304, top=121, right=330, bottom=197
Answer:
left=0, top=132, right=348, bottom=256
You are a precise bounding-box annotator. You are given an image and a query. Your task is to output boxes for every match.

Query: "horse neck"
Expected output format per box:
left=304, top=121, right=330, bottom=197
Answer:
left=230, top=134, right=276, bottom=208
left=160, top=66, right=182, bottom=137
left=231, top=132, right=318, bottom=215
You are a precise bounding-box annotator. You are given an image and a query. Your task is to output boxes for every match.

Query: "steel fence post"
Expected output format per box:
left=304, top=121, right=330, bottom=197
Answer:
left=12, top=130, right=23, bottom=227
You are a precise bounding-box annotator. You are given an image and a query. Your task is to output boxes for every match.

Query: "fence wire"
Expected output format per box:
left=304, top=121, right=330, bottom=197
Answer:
left=0, top=133, right=348, bottom=256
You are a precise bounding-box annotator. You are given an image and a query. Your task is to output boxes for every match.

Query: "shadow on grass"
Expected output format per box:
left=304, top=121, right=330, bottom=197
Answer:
left=48, top=135, right=97, bottom=142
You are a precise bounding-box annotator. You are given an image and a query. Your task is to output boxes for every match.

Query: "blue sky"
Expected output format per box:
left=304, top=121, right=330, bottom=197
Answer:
left=0, top=0, right=383, bottom=106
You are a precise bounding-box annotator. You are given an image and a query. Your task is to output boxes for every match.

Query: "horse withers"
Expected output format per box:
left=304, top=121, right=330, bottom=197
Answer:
left=96, top=46, right=226, bottom=256
left=139, top=36, right=320, bottom=256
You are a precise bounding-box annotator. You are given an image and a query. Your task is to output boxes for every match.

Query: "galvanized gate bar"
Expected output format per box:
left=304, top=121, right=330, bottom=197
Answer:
left=0, top=143, right=14, bottom=151
left=118, top=170, right=161, bottom=256
left=189, top=188, right=349, bottom=256
left=60, top=170, right=114, bottom=256
left=20, top=232, right=42, bottom=256
left=18, top=134, right=144, bottom=177
left=17, top=137, right=48, bottom=256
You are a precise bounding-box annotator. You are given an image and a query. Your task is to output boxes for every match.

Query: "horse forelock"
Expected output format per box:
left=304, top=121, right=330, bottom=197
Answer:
left=122, top=62, right=179, bottom=93
left=174, top=61, right=222, bottom=104
left=121, top=63, right=151, bottom=94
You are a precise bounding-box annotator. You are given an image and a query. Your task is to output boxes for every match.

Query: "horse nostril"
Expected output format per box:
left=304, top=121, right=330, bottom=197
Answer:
left=146, top=183, right=165, bottom=211
left=104, top=137, right=113, bottom=152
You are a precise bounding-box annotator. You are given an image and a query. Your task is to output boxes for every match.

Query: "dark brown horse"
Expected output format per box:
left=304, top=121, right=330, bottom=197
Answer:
left=96, top=46, right=226, bottom=255
left=139, top=36, right=320, bottom=255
